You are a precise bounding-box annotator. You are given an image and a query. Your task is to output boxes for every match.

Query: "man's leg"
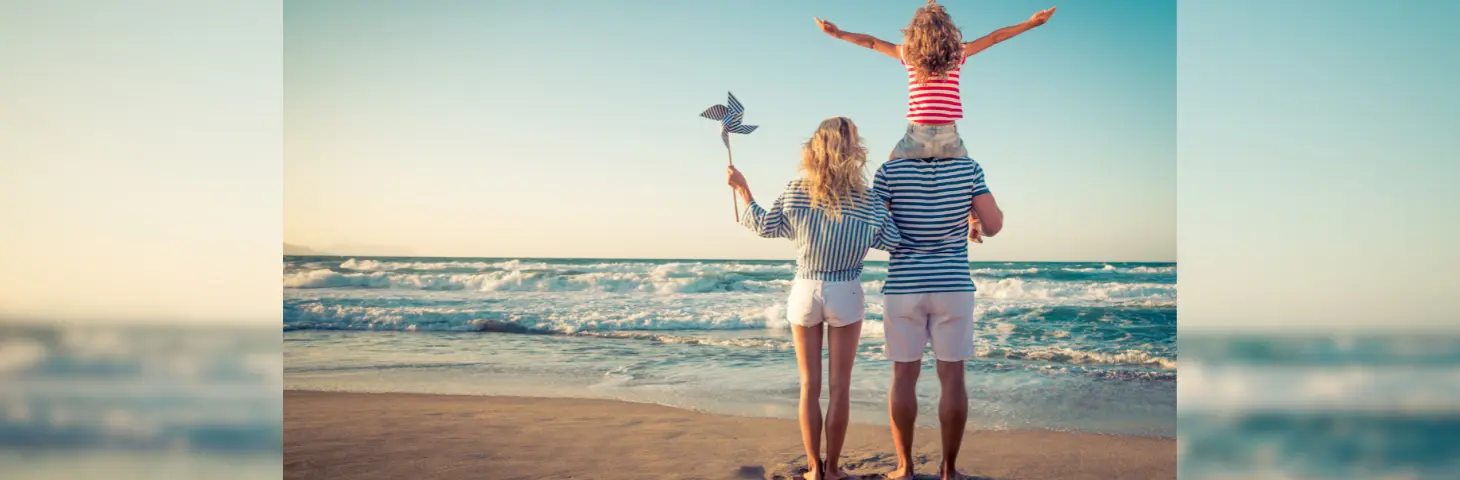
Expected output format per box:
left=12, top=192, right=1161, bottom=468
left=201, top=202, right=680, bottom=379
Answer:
left=888, top=360, right=921, bottom=479
left=881, top=294, right=929, bottom=479
left=936, top=360, right=968, bottom=479
left=928, top=292, right=977, bottom=480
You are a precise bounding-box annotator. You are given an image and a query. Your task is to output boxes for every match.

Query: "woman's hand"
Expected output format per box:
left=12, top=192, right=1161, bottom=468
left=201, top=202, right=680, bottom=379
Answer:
left=726, top=166, right=753, bottom=206
left=814, top=17, right=840, bottom=36
left=726, top=166, right=749, bottom=194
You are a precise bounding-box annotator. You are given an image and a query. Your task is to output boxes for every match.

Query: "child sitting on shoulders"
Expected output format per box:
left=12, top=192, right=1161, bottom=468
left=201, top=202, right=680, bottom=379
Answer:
left=815, top=1, right=1055, bottom=242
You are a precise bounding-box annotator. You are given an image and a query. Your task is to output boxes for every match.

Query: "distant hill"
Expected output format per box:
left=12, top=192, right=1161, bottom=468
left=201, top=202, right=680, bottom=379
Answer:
left=283, top=243, right=326, bottom=256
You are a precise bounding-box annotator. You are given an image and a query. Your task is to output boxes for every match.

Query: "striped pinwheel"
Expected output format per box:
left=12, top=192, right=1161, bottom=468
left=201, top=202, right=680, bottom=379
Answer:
left=700, top=92, right=759, bottom=221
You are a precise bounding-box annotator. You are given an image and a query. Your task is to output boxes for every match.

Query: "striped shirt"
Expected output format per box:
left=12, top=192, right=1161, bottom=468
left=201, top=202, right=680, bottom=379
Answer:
left=872, top=157, right=991, bottom=294
left=903, top=54, right=969, bottom=124
left=740, top=179, right=901, bottom=281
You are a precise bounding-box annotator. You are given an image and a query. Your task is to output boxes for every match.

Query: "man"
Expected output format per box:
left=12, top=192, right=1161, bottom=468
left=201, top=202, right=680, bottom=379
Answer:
left=872, top=155, right=1003, bottom=480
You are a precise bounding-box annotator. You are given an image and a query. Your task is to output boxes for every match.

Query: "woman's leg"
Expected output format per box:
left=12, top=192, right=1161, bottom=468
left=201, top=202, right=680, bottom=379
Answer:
left=823, top=320, right=863, bottom=478
left=791, top=323, right=825, bottom=479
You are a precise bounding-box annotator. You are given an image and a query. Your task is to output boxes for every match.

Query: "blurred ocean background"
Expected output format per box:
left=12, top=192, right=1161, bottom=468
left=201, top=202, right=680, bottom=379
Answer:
left=0, top=324, right=281, bottom=479
left=282, top=256, right=1178, bottom=437
left=1179, top=333, right=1460, bottom=479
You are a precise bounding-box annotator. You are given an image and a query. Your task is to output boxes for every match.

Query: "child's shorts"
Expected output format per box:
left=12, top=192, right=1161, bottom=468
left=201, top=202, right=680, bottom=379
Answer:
left=889, top=123, right=968, bottom=159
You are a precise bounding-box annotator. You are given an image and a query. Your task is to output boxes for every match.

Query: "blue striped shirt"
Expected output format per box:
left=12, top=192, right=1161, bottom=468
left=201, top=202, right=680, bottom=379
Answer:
left=740, top=179, right=901, bottom=281
left=872, top=157, right=991, bottom=294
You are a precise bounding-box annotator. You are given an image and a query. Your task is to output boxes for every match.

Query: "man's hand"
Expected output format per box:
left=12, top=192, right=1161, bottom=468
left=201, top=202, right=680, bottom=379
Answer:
left=1027, top=7, right=1056, bottom=27
left=969, top=216, right=984, bottom=244
left=814, top=17, right=840, bottom=36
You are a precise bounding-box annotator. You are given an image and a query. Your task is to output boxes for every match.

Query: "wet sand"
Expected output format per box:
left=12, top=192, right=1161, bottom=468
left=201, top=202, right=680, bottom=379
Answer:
left=285, top=390, right=1174, bottom=480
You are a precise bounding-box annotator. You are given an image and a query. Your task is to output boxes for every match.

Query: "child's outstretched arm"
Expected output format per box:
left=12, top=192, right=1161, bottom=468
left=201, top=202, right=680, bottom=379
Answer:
left=962, top=7, right=1056, bottom=58
left=815, top=17, right=901, bottom=60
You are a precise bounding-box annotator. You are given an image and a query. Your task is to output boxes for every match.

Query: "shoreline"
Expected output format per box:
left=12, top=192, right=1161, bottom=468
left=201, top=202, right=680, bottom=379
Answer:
left=285, top=390, right=1175, bottom=479
left=285, top=387, right=1175, bottom=440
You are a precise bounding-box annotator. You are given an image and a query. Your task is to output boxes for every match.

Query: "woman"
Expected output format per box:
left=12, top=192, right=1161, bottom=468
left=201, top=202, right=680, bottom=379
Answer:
left=726, top=117, right=899, bottom=480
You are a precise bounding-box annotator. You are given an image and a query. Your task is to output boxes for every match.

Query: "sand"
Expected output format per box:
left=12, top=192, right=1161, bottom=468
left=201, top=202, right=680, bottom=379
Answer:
left=285, top=390, right=1174, bottom=480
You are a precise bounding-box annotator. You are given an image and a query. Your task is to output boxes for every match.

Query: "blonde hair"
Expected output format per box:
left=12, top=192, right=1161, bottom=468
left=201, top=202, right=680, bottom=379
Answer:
left=901, top=0, right=963, bottom=84
left=799, top=117, right=868, bottom=219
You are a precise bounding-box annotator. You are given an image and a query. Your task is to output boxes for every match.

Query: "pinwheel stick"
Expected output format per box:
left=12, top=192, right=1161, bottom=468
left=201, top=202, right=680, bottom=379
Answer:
left=727, top=144, right=739, bottom=222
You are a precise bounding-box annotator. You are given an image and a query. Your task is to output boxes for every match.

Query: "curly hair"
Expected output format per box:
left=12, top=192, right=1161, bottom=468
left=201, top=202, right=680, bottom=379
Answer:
left=799, top=117, right=868, bottom=219
left=901, top=0, right=963, bottom=84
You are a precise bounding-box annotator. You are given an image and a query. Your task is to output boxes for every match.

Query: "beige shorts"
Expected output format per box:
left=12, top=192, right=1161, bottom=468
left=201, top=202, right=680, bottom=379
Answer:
left=889, top=123, right=969, bottom=159
left=881, top=292, right=976, bottom=362
left=786, top=279, right=865, bottom=328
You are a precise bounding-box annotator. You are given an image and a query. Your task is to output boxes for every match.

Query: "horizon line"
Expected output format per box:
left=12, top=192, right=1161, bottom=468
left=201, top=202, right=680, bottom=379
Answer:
left=281, top=253, right=1177, bottom=264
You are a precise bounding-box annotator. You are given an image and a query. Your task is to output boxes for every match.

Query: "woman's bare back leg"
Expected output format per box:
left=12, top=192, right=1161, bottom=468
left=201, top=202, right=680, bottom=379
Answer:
left=791, top=323, right=825, bottom=479
left=823, top=321, right=862, bottom=479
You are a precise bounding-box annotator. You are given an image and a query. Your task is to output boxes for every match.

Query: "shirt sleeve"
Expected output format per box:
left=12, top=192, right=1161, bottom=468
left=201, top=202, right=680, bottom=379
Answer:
left=872, top=164, right=893, bottom=204
left=870, top=198, right=901, bottom=253
left=739, top=185, right=792, bottom=239
left=969, top=162, right=991, bottom=197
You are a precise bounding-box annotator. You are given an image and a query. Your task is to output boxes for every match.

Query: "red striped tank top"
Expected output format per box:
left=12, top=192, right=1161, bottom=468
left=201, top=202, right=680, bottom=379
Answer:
left=902, top=54, right=968, bottom=124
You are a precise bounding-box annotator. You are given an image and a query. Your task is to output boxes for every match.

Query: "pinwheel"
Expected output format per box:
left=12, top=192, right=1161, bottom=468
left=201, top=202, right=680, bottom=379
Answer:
left=700, top=92, right=758, bottom=221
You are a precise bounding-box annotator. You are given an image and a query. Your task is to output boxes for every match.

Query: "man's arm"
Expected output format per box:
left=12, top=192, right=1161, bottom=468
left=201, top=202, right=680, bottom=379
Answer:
left=815, top=17, right=901, bottom=60
left=971, top=194, right=1003, bottom=237
left=962, top=7, right=1056, bottom=58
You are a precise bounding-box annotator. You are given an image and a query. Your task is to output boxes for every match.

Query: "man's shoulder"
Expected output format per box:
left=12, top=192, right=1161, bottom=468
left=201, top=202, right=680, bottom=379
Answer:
left=945, top=156, right=982, bottom=169
left=878, top=158, right=919, bottom=172
left=881, top=157, right=982, bottom=170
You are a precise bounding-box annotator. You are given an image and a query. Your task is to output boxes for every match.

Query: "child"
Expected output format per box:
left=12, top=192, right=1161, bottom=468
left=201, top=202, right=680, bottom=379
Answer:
left=815, top=2, right=1055, bottom=242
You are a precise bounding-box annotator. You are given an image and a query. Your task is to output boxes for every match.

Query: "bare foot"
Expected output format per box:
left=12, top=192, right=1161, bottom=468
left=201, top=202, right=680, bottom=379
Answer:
left=940, top=468, right=969, bottom=480
left=884, top=468, right=915, bottom=480
left=797, top=461, right=823, bottom=480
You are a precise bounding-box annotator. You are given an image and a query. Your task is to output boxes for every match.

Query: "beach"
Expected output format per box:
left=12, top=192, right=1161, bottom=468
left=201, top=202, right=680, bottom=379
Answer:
left=285, top=390, right=1175, bottom=480
left=283, top=257, right=1177, bottom=478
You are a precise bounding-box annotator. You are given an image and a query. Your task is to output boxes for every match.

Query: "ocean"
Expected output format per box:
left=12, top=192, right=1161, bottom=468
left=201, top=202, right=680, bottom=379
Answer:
left=3, top=258, right=1456, bottom=478
left=282, top=256, right=1178, bottom=437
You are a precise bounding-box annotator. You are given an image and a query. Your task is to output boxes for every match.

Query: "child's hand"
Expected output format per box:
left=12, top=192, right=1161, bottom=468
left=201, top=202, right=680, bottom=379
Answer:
left=1027, top=7, right=1056, bottom=27
left=814, top=17, right=840, bottom=36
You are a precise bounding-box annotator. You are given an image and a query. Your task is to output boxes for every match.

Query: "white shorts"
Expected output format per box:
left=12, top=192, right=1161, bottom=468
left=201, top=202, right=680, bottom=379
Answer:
left=786, top=279, right=866, bottom=328
left=881, top=292, right=976, bottom=362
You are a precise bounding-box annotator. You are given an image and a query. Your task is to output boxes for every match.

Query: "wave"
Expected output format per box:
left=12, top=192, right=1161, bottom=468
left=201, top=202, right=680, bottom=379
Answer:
left=975, top=345, right=1176, bottom=370
left=283, top=301, right=1170, bottom=335
left=283, top=267, right=1174, bottom=304
left=975, top=277, right=1175, bottom=304
left=282, top=301, right=788, bottom=333
left=561, top=330, right=1175, bottom=370
left=282, top=268, right=793, bottom=294
left=287, top=258, right=1174, bottom=284
left=282, top=302, right=1173, bottom=370
left=330, top=258, right=814, bottom=276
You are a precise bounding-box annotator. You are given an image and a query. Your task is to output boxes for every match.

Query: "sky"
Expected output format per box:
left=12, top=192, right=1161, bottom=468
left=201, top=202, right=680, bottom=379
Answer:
left=2, top=0, right=1453, bottom=330
left=1177, top=0, right=1460, bottom=330
left=1, top=1, right=282, bottom=324
left=284, top=0, right=1177, bottom=262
